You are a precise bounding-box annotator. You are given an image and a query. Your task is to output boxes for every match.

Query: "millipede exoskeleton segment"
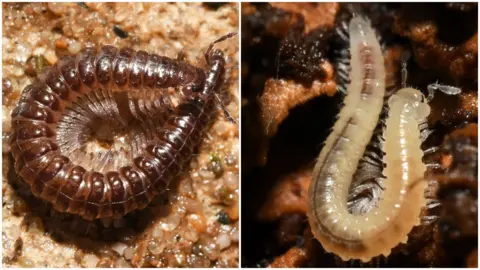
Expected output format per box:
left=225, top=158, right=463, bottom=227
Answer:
left=10, top=34, right=233, bottom=221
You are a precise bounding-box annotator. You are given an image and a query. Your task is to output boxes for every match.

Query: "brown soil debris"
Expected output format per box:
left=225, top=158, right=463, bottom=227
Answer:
left=449, top=123, right=478, bottom=138
left=429, top=91, right=478, bottom=127
left=270, top=3, right=339, bottom=32
left=393, top=3, right=478, bottom=83
left=258, top=169, right=311, bottom=222
left=438, top=123, right=478, bottom=188
left=423, top=123, right=478, bottom=266
left=241, top=3, right=295, bottom=41
left=259, top=72, right=336, bottom=137
left=467, top=248, right=478, bottom=268
left=241, top=3, right=338, bottom=169
left=268, top=246, right=308, bottom=268
left=275, top=214, right=306, bottom=248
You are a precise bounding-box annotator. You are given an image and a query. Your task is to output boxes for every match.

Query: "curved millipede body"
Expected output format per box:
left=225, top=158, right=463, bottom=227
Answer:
left=10, top=35, right=233, bottom=220
left=307, top=16, right=430, bottom=262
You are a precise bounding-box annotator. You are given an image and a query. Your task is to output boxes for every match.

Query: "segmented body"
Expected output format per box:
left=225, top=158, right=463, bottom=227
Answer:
left=307, top=16, right=430, bottom=262
left=10, top=39, right=228, bottom=220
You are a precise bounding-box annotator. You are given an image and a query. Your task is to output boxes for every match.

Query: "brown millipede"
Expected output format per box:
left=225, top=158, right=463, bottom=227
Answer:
left=10, top=32, right=236, bottom=221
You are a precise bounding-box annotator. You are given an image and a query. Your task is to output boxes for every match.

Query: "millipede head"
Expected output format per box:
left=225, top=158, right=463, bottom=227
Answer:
left=205, top=32, right=237, bottom=65
left=389, top=88, right=431, bottom=120
left=197, top=33, right=237, bottom=100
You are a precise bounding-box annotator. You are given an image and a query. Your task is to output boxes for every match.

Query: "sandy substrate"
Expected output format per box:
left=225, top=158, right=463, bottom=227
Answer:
left=2, top=3, right=239, bottom=267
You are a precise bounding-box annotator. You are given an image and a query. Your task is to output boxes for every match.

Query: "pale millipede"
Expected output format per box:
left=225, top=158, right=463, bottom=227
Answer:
left=307, top=15, right=461, bottom=262
left=307, top=16, right=387, bottom=261
left=10, top=33, right=235, bottom=221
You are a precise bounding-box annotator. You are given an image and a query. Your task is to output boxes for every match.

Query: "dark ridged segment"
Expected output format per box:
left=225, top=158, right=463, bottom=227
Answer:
left=113, top=48, right=134, bottom=87
left=134, top=156, right=161, bottom=181
left=58, top=56, right=82, bottom=92
left=11, top=138, right=51, bottom=163
left=55, top=166, right=79, bottom=212
left=43, top=68, right=71, bottom=100
left=77, top=49, right=98, bottom=89
left=144, top=146, right=170, bottom=191
left=27, top=153, right=58, bottom=194
left=84, top=172, right=105, bottom=219
left=95, top=46, right=118, bottom=85
left=147, top=144, right=176, bottom=171
left=106, top=171, right=127, bottom=218
left=99, top=176, right=113, bottom=218
left=20, top=140, right=58, bottom=162
left=163, top=130, right=184, bottom=152
left=143, top=54, right=162, bottom=89
left=13, top=121, right=55, bottom=141
left=9, top=34, right=232, bottom=220
left=121, top=166, right=146, bottom=196
left=37, top=155, right=70, bottom=201
left=28, top=84, right=61, bottom=110
left=117, top=172, right=136, bottom=214
left=63, top=165, right=86, bottom=214
left=130, top=50, right=148, bottom=88
left=14, top=101, right=55, bottom=123
left=71, top=172, right=93, bottom=217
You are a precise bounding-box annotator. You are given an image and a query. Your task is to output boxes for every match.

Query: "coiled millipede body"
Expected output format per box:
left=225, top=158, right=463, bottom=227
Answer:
left=307, top=16, right=432, bottom=262
left=10, top=33, right=235, bottom=221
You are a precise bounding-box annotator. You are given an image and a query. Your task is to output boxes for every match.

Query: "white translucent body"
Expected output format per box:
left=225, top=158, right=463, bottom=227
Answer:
left=308, top=17, right=429, bottom=262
